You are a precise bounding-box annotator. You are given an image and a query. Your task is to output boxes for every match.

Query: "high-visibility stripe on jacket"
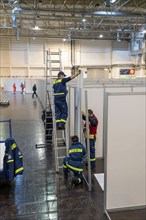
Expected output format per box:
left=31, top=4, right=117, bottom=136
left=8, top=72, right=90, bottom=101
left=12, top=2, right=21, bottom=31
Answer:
left=53, top=77, right=71, bottom=99
left=64, top=141, right=87, bottom=172
left=68, top=142, right=87, bottom=162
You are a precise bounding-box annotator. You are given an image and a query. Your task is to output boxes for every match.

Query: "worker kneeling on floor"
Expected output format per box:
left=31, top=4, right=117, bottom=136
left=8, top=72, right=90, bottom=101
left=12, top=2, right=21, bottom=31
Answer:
left=63, top=135, right=87, bottom=185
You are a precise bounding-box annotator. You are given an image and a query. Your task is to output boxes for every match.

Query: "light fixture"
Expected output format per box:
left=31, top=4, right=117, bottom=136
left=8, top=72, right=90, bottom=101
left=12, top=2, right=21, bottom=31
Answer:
left=105, top=0, right=117, bottom=7
left=13, top=0, right=18, bottom=4
left=33, top=37, right=36, bottom=40
left=82, top=18, right=86, bottom=22
left=99, top=34, right=103, bottom=38
left=62, top=38, right=67, bottom=42
left=111, top=0, right=117, bottom=3
left=34, top=25, right=39, bottom=30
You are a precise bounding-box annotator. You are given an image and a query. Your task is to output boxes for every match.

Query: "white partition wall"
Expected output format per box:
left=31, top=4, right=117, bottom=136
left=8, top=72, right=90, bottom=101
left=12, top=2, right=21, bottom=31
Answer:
left=104, top=92, right=146, bottom=217
left=68, top=79, right=145, bottom=159
left=82, top=87, right=104, bottom=158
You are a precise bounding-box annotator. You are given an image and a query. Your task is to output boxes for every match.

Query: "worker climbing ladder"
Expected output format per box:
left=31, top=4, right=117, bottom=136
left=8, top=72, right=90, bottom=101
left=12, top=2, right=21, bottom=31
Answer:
left=46, top=49, right=69, bottom=173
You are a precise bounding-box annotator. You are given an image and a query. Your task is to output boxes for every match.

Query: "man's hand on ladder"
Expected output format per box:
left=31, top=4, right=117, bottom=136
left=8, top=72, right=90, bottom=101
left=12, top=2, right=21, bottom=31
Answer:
left=77, top=70, right=81, bottom=76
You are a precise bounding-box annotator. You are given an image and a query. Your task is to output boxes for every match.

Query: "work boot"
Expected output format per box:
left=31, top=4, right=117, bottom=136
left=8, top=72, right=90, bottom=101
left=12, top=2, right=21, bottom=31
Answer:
left=72, top=177, right=82, bottom=185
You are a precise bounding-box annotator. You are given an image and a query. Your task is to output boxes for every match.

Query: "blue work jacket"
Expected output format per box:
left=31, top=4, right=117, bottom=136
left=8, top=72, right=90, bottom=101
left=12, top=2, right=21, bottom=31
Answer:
left=66, top=141, right=87, bottom=171
left=3, top=138, right=24, bottom=181
left=53, top=77, right=71, bottom=99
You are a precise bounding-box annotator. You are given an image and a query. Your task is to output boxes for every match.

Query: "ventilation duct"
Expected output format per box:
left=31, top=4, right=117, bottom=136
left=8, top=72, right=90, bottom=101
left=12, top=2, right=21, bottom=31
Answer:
left=11, top=0, right=21, bottom=28
left=2, top=0, right=16, bottom=3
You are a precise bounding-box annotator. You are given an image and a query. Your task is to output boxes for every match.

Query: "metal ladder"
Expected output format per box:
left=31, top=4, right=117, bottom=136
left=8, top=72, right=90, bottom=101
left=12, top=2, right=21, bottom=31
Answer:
left=46, top=49, right=69, bottom=173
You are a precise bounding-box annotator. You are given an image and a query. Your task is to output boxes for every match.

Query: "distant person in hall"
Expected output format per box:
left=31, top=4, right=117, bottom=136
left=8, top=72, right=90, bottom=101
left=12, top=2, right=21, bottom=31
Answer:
left=32, top=84, right=38, bottom=98
left=13, top=84, right=16, bottom=94
left=20, top=83, right=25, bottom=94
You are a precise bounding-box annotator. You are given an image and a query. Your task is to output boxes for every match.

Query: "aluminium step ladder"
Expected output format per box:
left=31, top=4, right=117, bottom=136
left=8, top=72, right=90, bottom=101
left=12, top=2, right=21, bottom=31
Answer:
left=46, top=49, right=69, bottom=173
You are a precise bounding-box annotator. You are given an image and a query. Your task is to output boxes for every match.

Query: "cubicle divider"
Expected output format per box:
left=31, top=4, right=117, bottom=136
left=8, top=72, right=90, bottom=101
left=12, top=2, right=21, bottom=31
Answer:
left=37, top=79, right=46, bottom=109
left=68, top=84, right=137, bottom=158
left=104, top=92, right=146, bottom=219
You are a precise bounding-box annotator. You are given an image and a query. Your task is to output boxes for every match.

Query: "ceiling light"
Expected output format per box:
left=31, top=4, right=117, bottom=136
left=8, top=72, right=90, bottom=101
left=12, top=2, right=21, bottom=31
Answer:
left=111, top=0, right=117, bottom=3
left=13, top=0, right=18, bottom=4
left=94, top=11, right=123, bottom=15
left=99, top=34, right=103, bottom=38
left=33, top=37, right=36, bottom=40
left=82, top=18, right=86, bottom=22
left=34, top=26, right=39, bottom=30
left=142, top=30, right=146, bottom=33
left=62, top=38, right=67, bottom=42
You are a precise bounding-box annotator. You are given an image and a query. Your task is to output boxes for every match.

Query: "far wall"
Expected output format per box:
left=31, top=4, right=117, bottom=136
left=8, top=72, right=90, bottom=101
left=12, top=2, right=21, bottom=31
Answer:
left=0, top=37, right=145, bottom=79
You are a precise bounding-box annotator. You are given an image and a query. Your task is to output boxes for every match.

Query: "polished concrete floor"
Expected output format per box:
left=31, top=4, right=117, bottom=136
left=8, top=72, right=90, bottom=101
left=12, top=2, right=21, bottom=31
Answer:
left=0, top=93, right=145, bottom=220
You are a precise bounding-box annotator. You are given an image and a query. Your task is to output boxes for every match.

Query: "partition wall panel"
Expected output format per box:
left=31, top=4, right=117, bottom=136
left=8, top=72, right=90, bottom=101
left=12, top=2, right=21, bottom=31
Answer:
left=105, top=92, right=146, bottom=212
left=69, top=82, right=145, bottom=158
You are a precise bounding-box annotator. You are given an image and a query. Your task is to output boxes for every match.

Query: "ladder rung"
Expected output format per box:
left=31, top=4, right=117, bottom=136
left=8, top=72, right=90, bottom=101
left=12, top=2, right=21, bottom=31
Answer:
left=50, top=52, right=60, bottom=55
left=57, top=142, right=66, bottom=146
left=47, top=67, right=60, bottom=70
left=56, top=142, right=66, bottom=145
left=57, top=146, right=66, bottom=149
left=51, top=60, right=60, bottom=63
left=57, top=156, right=65, bottom=159
left=56, top=138, right=66, bottom=140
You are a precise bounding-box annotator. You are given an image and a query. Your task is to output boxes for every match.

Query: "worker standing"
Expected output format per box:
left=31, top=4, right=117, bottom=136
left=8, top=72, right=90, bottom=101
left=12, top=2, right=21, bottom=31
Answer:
left=82, top=109, right=98, bottom=170
left=53, top=70, right=80, bottom=130
left=63, top=135, right=87, bottom=185
left=13, top=84, right=16, bottom=94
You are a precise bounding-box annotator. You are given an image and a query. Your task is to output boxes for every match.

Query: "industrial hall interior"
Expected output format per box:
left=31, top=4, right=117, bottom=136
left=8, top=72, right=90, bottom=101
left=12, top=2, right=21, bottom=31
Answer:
left=0, top=0, right=146, bottom=220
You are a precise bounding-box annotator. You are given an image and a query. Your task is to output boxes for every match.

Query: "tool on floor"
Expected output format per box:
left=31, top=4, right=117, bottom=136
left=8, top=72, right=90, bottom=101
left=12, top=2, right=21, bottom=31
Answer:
left=0, top=98, right=10, bottom=106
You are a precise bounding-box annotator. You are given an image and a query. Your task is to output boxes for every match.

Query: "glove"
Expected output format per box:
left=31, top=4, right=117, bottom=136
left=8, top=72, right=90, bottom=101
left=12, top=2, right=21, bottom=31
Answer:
left=77, top=70, right=81, bottom=75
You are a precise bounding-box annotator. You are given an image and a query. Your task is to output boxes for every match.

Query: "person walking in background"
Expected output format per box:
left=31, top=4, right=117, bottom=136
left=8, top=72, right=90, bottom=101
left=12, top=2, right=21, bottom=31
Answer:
left=82, top=109, right=98, bottom=170
left=53, top=70, right=81, bottom=130
left=32, top=84, right=38, bottom=98
left=63, top=135, right=87, bottom=185
left=13, top=84, right=16, bottom=94
left=20, top=83, right=25, bottom=94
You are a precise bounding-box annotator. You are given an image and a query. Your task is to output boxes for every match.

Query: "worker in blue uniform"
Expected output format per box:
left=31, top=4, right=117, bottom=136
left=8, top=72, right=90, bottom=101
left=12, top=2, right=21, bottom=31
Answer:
left=3, top=138, right=24, bottom=181
left=63, top=135, right=87, bottom=185
left=53, top=70, right=81, bottom=130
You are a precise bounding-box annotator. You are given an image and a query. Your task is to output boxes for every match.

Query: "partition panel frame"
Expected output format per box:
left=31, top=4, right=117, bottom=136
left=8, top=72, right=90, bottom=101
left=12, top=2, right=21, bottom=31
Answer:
left=104, top=91, right=146, bottom=220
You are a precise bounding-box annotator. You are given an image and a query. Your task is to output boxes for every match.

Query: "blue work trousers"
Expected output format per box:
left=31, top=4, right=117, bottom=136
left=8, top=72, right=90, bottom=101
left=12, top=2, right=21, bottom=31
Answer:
left=85, top=138, right=96, bottom=169
left=54, top=98, right=68, bottom=128
left=63, top=157, right=83, bottom=181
